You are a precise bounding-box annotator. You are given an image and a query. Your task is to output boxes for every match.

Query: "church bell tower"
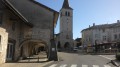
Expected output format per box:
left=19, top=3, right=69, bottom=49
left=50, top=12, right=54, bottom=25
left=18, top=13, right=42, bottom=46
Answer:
left=59, top=0, right=73, bottom=50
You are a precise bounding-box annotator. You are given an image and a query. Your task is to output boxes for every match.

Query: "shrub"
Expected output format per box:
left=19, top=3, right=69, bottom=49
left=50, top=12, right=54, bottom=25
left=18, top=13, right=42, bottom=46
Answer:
left=116, top=53, right=120, bottom=61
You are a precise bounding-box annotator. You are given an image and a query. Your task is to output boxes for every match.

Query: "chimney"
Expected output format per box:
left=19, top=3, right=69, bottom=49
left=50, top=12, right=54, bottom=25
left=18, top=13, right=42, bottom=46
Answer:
left=93, top=23, right=95, bottom=26
left=117, top=20, right=120, bottom=23
left=89, top=25, right=90, bottom=28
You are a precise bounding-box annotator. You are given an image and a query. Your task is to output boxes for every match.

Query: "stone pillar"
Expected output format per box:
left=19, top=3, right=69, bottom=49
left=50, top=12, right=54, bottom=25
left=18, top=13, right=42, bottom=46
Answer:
left=48, top=39, right=58, bottom=61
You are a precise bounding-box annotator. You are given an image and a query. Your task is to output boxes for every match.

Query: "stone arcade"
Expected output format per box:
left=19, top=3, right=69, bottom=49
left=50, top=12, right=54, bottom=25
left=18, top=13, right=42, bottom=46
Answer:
left=0, top=0, right=59, bottom=64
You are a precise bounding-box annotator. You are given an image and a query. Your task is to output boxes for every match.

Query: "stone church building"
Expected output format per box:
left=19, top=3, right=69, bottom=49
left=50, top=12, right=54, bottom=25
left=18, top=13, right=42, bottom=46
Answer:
left=0, top=0, right=59, bottom=64
left=55, top=0, right=73, bottom=50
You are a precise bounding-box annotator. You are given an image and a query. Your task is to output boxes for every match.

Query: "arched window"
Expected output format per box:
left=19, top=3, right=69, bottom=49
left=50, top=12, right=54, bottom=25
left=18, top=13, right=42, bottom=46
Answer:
left=68, top=12, right=70, bottom=16
left=65, top=11, right=68, bottom=16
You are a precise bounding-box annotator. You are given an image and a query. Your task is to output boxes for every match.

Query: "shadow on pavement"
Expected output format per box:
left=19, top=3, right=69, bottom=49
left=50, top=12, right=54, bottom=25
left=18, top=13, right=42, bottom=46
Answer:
left=6, top=60, right=49, bottom=63
left=58, top=50, right=89, bottom=56
left=6, top=51, right=48, bottom=63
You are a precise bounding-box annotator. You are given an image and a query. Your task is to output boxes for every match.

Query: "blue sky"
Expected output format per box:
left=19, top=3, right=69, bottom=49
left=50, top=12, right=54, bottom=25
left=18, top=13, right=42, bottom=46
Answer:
left=36, top=0, right=120, bottom=39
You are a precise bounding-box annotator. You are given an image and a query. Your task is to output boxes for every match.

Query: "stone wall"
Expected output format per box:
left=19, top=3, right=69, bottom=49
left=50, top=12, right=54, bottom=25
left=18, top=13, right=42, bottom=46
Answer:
left=0, top=0, right=58, bottom=63
left=0, top=28, right=8, bottom=64
left=0, top=9, right=31, bottom=64
left=9, top=0, right=55, bottom=46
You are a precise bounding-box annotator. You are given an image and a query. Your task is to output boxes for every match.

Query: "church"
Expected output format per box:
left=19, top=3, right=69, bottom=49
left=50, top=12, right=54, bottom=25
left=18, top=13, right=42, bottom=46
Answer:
left=55, top=0, right=74, bottom=50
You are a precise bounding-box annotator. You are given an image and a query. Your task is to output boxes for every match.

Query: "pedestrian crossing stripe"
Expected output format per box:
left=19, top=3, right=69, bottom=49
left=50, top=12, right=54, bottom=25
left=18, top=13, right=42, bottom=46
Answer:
left=71, top=64, right=77, bottom=67
left=49, top=64, right=111, bottom=67
left=82, top=65, right=88, bottom=67
left=104, top=65, right=111, bottom=67
left=49, top=64, right=57, bottom=67
left=59, top=64, right=67, bottom=67
left=93, top=65, right=99, bottom=67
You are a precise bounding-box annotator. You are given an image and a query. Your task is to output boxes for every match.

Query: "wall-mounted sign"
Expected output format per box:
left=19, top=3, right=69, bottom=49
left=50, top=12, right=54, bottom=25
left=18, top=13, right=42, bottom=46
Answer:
left=52, top=48, right=55, bottom=51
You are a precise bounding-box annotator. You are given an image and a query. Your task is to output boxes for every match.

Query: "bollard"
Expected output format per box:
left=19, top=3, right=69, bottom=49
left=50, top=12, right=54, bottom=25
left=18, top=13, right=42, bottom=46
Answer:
left=28, top=56, right=30, bottom=62
left=38, top=57, right=39, bottom=62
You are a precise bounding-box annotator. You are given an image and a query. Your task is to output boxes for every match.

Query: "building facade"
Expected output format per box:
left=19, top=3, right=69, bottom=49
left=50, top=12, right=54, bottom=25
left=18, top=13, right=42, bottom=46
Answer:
left=82, top=20, right=120, bottom=52
left=0, top=0, right=33, bottom=63
left=0, top=0, right=59, bottom=64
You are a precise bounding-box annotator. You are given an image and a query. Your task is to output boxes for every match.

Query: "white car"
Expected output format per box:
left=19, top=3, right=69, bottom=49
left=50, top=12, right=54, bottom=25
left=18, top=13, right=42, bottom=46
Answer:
left=73, top=47, right=78, bottom=52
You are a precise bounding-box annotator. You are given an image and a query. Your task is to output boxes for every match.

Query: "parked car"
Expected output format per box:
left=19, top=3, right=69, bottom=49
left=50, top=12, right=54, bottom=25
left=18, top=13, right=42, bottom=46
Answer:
left=73, top=47, right=78, bottom=52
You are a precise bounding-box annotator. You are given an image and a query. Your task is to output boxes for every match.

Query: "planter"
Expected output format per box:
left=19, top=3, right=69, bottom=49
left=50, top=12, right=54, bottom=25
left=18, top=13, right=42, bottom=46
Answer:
left=116, top=53, right=120, bottom=61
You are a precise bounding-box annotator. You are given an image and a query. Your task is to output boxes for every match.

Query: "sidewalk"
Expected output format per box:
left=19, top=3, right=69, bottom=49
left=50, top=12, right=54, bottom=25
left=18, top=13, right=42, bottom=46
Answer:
left=0, top=52, right=54, bottom=67
left=99, top=55, right=120, bottom=67
left=80, top=51, right=120, bottom=67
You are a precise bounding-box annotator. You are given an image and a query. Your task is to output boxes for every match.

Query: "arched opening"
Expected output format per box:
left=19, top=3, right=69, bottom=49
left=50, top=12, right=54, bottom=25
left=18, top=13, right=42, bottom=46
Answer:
left=65, top=11, right=68, bottom=16
left=57, top=41, right=61, bottom=49
left=64, top=42, right=70, bottom=50
left=19, top=39, right=48, bottom=62
left=68, top=12, right=70, bottom=16
left=57, top=41, right=61, bottom=51
left=65, top=11, right=70, bottom=16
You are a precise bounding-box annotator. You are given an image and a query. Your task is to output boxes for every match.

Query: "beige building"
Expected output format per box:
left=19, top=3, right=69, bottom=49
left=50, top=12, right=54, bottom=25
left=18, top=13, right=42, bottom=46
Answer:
left=0, top=0, right=59, bottom=64
left=82, top=20, right=120, bottom=52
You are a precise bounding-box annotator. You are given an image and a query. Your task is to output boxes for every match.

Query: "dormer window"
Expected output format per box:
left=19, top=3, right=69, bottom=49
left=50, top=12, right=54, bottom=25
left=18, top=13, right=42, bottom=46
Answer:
left=102, top=29, right=105, bottom=32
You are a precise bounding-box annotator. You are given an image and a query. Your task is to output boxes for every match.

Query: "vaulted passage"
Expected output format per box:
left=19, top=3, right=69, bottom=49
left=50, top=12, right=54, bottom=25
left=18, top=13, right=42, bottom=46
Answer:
left=64, top=42, right=70, bottom=50
left=19, top=39, right=48, bottom=62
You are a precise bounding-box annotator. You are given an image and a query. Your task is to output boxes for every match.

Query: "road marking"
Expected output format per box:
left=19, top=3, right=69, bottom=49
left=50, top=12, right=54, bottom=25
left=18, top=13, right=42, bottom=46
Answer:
left=49, top=64, right=112, bottom=67
left=60, top=64, right=67, bottom=67
left=104, top=65, right=111, bottom=67
left=82, top=65, right=88, bottom=67
left=93, top=65, right=99, bottom=67
left=71, top=64, right=77, bottom=67
left=49, top=64, right=57, bottom=67
left=99, top=55, right=112, bottom=60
